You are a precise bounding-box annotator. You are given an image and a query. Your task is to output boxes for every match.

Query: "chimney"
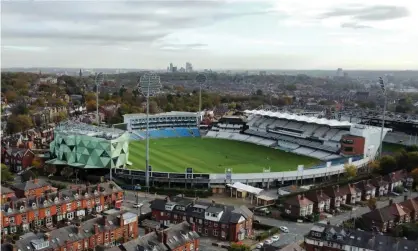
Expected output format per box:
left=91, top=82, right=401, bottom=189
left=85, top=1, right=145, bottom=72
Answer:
left=389, top=199, right=393, bottom=206
left=120, top=214, right=124, bottom=227
left=103, top=216, right=108, bottom=226
left=94, top=223, right=99, bottom=234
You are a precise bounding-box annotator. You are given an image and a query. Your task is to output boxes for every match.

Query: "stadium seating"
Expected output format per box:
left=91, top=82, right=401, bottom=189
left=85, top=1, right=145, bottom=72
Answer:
left=331, top=130, right=347, bottom=141
left=313, top=126, right=330, bottom=138
left=174, top=128, right=192, bottom=137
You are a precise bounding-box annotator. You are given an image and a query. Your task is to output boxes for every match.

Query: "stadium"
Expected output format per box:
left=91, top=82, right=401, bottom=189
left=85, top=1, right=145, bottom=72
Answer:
left=115, top=110, right=390, bottom=188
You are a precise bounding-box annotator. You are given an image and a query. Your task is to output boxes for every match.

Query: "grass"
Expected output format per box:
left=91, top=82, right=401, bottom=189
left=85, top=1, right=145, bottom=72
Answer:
left=128, top=137, right=320, bottom=173
left=382, top=142, right=406, bottom=153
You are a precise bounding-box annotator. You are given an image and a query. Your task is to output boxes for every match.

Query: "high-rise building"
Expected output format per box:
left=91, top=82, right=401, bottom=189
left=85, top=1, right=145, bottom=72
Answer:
left=186, top=62, right=193, bottom=72
left=336, top=68, right=343, bottom=77
left=169, top=63, right=173, bottom=72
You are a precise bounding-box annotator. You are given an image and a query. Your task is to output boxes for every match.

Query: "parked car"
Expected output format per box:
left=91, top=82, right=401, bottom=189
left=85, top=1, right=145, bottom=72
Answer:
left=271, top=235, right=280, bottom=242
left=133, top=203, right=143, bottom=208
left=256, top=243, right=264, bottom=249
left=264, top=239, right=273, bottom=245
left=279, top=226, right=289, bottom=233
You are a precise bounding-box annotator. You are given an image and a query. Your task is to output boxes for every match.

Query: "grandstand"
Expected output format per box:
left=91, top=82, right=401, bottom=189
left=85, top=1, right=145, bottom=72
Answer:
left=123, top=112, right=201, bottom=140
left=205, top=110, right=390, bottom=161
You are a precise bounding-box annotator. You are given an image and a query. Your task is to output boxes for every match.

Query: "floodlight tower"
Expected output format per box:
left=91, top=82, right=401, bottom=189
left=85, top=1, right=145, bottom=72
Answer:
left=138, top=72, right=162, bottom=190
left=378, top=77, right=387, bottom=158
left=195, top=73, right=207, bottom=126
left=95, top=72, right=105, bottom=125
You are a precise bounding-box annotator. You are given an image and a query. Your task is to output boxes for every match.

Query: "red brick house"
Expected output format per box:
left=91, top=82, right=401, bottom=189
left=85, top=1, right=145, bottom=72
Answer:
left=2, top=147, right=35, bottom=173
left=305, top=190, right=330, bottom=214
left=1, top=181, right=124, bottom=238
left=150, top=197, right=253, bottom=242
left=5, top=211, right=138, bottom=251
left=399, top=197, right=418, bottom=222
left=323, top=185, right=348, bottom=211
left=361, top=200, right=409, bottom=232
left=11, top=179, right=52, bottom=198
left=283, top=194, right=314, bottom=218
left=116, top=221, right=199, bottom=251
left=1, top=186, right=16, bottom=204
left=384, top=170, right=406, bottom=192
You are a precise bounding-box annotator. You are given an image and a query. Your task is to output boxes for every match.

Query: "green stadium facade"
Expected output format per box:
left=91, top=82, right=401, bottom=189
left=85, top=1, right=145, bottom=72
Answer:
left=46, top=122, right=131, bottom=169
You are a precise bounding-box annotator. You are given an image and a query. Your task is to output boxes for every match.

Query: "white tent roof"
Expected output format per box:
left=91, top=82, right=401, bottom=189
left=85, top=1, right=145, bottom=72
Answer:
left=227, top=182, right=263, bottom=195
left=244, top=110, right=352, bottom=127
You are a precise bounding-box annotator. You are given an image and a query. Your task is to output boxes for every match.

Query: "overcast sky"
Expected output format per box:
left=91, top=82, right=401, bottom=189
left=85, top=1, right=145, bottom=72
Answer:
left=1, top=0, right=417, bottom=70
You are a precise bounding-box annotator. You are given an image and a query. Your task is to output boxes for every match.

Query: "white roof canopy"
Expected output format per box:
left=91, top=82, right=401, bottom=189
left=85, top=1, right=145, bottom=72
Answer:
left=244, top=110, right=352, bottom=127
left=227, top=182, right=263, bottom=195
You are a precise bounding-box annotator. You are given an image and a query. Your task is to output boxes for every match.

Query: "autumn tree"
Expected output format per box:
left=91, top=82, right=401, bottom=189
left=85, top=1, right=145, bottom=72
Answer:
left=4, top=90, right=17, bottom=103
left=54, top=111, right=67, bottom=123
left=379, top=155, right=397, bottom=174
left=368, top=197, right=377, bottom=210
left=344, top=164, right=357, bottom=179
left=6, top=114, right=33, bottom=134
left=32, top=158, right=42, bottom=169
left=86, top=100, right=97, bottom=112
left=368, top=160, right=380, bottom=174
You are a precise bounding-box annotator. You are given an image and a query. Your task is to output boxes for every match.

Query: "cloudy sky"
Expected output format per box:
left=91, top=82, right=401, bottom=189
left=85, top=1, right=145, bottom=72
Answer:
left=1, top=0, right=417, bottom=70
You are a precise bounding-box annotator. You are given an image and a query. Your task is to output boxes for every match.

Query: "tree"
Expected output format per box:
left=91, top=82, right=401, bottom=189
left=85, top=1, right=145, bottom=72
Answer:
left=1, top=164, right=14, bottom=183
left=86, top=100, right=97, bottom=112
left=45, top=165, right=57, bottom=176
left=368, top=197, right=377, bottom=210
left=32, top=158, right=42, bottom=169
left=61, top=166, right=74, bottom=180
left=411, top=168, right=418, bottom=183
left=344, top=164, right=357, bottom=179
left=4, top=90, right=17, bottom=103
left=378, top=155, right=397, bottom=174
left=228, top=244, right=251, bottom=251
left=256, top=89, right=263, bottom=96
left=55, top=111, right=67, bottom=123
left=406, top=152, right=418, bottom=171
left=369, top=160, right=380, bottom=174
left=6, top=114, right=33, bottom=134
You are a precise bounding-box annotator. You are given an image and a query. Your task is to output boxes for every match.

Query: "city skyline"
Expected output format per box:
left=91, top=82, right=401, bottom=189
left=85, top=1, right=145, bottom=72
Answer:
left=1, top=0, right=418, bottom=70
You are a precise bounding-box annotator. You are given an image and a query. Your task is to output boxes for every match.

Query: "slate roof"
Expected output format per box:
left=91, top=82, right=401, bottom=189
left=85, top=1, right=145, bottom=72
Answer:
left=400, top=198, right=418, bottom=213
left=362, top=203, right=407, bottom=223
left=305, top=190, right=330, bottom=203
left=308, top=223, right=418, bottom=251
left=354, top=180, right=376, bottom=192
left=2, top=181, right=122, bottom=216
left=370, top=176, right=389, bottom=188
left=1, top=186, right=15, bottom=194
left=284, top=194, right=313, bottom=207
left=119, top=222, right=199, bottom=251
left=14, top=212, right=133, bottom=251
left=149, top=197, right=253, bottom=224
left=324, top=185, right=347, bottom=198
left=384, top=170, right=406, bottom=183
left=12, top=179, right=50, bottom=191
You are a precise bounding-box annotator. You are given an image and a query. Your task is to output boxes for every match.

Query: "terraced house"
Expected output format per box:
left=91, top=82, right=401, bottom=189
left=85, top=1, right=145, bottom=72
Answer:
left=150, top=197, right=253, bottom=242
left=1, top=181, right=123, bottom=239
left=1, top=211, right=138, bottom=251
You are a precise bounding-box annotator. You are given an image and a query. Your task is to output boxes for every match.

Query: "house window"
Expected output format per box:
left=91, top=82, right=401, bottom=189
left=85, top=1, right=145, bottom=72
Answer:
left=22, top=215, right=27, bottom=223
left=213, top=230, right=218, bottom=236
left=46, top=217, right=52, bottom=224
left=66, top=203, right=72, bottom=211
left=67, top=212, right=74, bottom=220
left=214, top=223, right=218, bottom=227
left=204, top=220, right=208, bottom=225
left=9, top=217, right=15, bottom=224
left=160, top=212, right=164, bottom=216
left=10, top=226, right=17, bottom=233
left=221, top=231, right=226, bottom=238
left=198, top=219, right=203, bottom=224
left=204, top=229, right=208, bottom=235
left=45, top=209, right=50, bottom=217
left=173, top=214, right=177, bottom=219
left=111, top=233, right=114, bottom=239
left=190, top=217, right=194, bottom=223
left=197, top=227, right=201, bottom=233
left=105, top=233, right=109, bottom=240
left=77, top=201, right=81, bottom=207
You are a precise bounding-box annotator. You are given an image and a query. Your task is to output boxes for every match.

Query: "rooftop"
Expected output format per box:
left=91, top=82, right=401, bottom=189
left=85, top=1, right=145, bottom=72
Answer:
left=244, top=109, right=352, bottom=127
left=55, top=121, right=125, bottom=139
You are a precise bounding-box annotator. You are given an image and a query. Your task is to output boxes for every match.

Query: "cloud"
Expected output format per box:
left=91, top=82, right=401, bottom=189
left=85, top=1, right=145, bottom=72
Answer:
left=340, top=22, right=371, bottom=29
left=1, top=1, right=274, bottom=46
left=321, top=5, right=410, bottom=21
left=158, top=43, right=208, bottom=51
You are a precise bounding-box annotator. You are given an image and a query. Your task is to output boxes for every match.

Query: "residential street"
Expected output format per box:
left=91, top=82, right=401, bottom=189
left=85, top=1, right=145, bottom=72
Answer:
left=255, top=192, right=418, bottom=249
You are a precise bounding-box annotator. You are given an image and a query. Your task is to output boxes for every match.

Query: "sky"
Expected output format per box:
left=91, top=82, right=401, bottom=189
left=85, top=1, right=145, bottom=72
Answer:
left=1, top=0, right=418, bottom=70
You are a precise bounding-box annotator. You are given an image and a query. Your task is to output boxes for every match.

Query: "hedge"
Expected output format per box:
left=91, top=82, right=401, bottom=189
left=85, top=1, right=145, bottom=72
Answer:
left=256, top=227, right=279, bottom=241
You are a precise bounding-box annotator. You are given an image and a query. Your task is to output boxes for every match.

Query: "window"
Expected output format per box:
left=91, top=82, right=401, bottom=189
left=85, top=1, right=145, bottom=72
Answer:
left=197, top=227, right=201, bottom=233
left=213, top=230, right=218, bottom=236
left=111, top=233, right=114, bottom=239
left=214, top=223, right=218, bottom=227
left=46, top=217, right=52, bottom=224
left=105, top=233, right=109, bottom=240
left=160, top=212, right=164, bottom=216
left=344, top=147, right=353, bottom=152
left=77, top=201, right=81, bottom=207
left=204, top=220, right=208, bottom=225
left=97, top=236, right=101, bottom=242
left=67, top=212, right=74, bottom=220
left=45, top=209, right=50, bottom=217
left=66, top=203, right=72, bottom=211
left=198, top=219, right=203, bottom=224
left=190, top=217, right=194, bottom=223
left=22, top=214, right=27, bottom=223
left=9, top=217, right=15, bottom=224
left=204, top=229, right=208, bottom=235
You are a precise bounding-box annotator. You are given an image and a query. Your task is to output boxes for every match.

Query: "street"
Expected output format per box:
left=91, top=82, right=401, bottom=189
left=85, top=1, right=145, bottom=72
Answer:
left=255, top=192, right=418, bottom=249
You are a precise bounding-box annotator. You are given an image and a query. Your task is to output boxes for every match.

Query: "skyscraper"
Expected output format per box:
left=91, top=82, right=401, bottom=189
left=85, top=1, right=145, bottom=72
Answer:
left=186, top=62, right=193, bottom=72
left=169, top=63, right=173, bottom=72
